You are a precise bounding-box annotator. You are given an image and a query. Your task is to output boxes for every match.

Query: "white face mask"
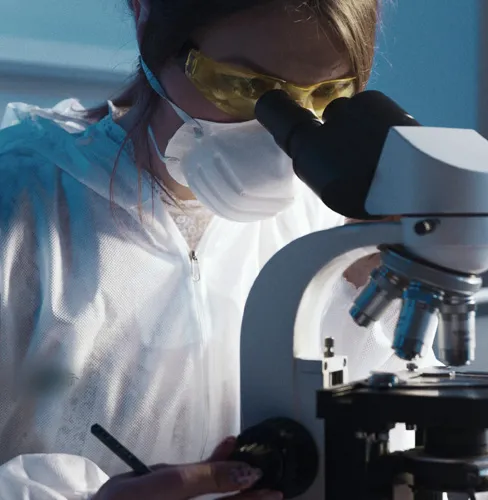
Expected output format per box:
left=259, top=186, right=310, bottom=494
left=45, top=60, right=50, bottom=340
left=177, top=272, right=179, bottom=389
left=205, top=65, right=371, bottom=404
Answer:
left=141, top=58, right=298, bottom=222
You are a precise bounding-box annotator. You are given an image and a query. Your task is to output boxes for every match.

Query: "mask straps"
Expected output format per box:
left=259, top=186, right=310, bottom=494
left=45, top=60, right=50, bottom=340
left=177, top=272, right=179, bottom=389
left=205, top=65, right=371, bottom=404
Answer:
left=148, top=126, right=171, bottom=163
left=148, top=126, right=189, bottom=187
left=141, top=56, right=193, bottom=187
left=139, top=57, right=203, bottom=138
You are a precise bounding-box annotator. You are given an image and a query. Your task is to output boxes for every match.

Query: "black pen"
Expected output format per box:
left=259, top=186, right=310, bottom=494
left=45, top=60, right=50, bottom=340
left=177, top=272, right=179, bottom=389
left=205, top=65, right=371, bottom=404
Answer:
left=91, top=423, right=152, bottom=476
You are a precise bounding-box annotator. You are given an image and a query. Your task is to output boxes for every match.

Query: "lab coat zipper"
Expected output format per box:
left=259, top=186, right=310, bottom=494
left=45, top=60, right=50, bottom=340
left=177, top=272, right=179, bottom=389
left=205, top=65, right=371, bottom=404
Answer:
left=188, top=248, right=209, bottom=459
left=190, top=250, right=201, bottom=282
left=185, top=220, right=223, bottom=459
left=159, top=200, right=218, bottom=460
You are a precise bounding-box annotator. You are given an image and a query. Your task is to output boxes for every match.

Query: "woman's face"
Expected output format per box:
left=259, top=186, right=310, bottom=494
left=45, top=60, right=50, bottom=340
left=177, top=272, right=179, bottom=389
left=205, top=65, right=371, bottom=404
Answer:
left=159, top=2, right=351, bottom=122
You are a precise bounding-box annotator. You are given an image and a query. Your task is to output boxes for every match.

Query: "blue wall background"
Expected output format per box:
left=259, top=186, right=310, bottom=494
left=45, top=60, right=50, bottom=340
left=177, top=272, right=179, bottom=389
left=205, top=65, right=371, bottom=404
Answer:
left=0, top=0, right=483, bottom=130
left=0, top=0, right=136, bottom=49
left=369, top=0, right=481, bottom=130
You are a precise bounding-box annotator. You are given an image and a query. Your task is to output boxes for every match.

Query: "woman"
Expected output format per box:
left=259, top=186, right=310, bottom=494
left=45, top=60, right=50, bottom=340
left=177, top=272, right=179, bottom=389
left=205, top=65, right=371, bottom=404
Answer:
left=0, top=0, right=437, bottom=498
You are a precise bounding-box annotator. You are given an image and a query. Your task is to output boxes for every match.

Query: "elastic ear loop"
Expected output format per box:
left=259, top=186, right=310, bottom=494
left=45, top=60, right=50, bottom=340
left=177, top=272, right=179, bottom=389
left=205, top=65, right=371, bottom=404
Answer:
left=147, top=126, right=189, bottom=187
left=140, top=56, right=198, bottom=188
left=139, top=56, right=203, bottom=138
left=148, top=126, right=172, bottom=163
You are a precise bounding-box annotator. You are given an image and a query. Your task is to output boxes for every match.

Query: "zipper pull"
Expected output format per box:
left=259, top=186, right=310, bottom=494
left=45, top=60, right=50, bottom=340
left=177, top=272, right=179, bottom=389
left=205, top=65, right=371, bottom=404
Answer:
left=190, top=251, right=201, bottom=282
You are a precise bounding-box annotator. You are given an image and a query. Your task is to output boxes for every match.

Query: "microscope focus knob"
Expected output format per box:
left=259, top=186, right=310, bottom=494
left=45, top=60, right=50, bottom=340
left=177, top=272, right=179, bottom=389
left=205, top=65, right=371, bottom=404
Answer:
left=229, top=417, right=319, bottom=498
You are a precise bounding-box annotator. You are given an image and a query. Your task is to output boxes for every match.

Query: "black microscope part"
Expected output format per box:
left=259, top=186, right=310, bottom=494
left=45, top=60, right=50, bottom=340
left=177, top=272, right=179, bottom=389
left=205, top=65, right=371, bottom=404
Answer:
left=255, top=89, right=420, bottom=220
left=229, top=417, right=319, bottom=498
left=317, top=372, right=488, bottom=498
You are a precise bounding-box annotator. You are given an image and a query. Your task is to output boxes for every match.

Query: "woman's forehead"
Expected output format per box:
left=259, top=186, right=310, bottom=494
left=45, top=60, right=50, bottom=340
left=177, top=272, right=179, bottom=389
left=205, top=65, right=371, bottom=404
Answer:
left=194, top=3, right=351, bottom=86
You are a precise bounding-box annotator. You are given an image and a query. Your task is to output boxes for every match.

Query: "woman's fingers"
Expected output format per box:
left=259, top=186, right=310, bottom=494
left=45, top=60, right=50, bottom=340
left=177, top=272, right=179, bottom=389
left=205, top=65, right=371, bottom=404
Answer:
left=121, top=461, right=263, bottom=500
left=224, top=489, right=283, bottom=500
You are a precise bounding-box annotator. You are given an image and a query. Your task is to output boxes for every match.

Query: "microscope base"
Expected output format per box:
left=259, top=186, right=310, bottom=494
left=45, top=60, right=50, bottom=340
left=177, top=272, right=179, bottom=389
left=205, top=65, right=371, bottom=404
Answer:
left=317, top=368, right=488, bottom=499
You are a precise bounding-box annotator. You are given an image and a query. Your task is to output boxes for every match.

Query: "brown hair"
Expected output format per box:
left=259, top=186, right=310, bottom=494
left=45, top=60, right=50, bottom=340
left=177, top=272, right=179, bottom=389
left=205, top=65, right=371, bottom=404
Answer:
left=85, top=0, right=380, bottom=204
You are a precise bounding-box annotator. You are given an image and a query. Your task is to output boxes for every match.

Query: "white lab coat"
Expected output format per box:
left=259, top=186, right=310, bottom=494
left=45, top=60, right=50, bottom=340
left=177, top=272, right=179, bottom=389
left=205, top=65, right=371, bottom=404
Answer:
left=0, top=101, right=438, bottom=499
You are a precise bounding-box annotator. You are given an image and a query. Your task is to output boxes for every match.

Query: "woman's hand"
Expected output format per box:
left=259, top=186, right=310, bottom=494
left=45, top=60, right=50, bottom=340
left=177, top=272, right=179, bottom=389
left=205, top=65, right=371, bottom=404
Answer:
left=343, top=217, right=400, bottom=288
left=93, top=437, right=282, bottom=500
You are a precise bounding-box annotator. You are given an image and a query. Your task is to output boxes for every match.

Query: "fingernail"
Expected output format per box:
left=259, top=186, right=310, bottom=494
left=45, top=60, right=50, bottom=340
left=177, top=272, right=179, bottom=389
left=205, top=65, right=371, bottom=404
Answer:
left=229, top=465, right=262, bottom=488
left=224, top=437, right=237, bottom=445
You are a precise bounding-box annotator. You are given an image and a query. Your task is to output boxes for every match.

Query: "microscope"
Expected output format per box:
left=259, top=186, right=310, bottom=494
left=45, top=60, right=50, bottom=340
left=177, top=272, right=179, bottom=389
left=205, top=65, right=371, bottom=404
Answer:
left=231, top=90, right=488, bottom=500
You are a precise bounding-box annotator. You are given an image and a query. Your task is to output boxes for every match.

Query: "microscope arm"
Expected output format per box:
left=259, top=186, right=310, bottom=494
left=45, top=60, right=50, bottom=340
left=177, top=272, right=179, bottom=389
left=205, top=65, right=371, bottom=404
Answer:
left=240, top=221, right=404, bottom=500
left=241, top=220, right=403, bottom=428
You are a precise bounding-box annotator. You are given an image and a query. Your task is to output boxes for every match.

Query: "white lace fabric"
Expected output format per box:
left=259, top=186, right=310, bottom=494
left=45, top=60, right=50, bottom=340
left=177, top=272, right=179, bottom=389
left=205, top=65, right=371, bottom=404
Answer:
left=160, top=190, right=215, bottom=250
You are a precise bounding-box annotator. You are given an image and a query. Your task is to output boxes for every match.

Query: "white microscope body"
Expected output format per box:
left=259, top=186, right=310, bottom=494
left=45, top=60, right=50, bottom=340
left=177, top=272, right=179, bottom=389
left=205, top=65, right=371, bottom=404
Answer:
left=239, top=122, right=488, bottom=500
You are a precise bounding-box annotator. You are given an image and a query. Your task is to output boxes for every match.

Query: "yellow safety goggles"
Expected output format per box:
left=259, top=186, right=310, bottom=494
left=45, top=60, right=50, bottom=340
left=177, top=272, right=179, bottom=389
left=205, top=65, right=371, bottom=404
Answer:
left=184, top=48, right=357, bottom=121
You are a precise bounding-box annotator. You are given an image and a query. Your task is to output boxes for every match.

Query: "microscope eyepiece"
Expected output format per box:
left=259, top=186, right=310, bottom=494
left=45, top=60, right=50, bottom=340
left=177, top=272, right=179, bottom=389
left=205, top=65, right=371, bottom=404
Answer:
left=255, top=89, right=419, bottom=220
left=254, top=90, right=321, bottom=156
